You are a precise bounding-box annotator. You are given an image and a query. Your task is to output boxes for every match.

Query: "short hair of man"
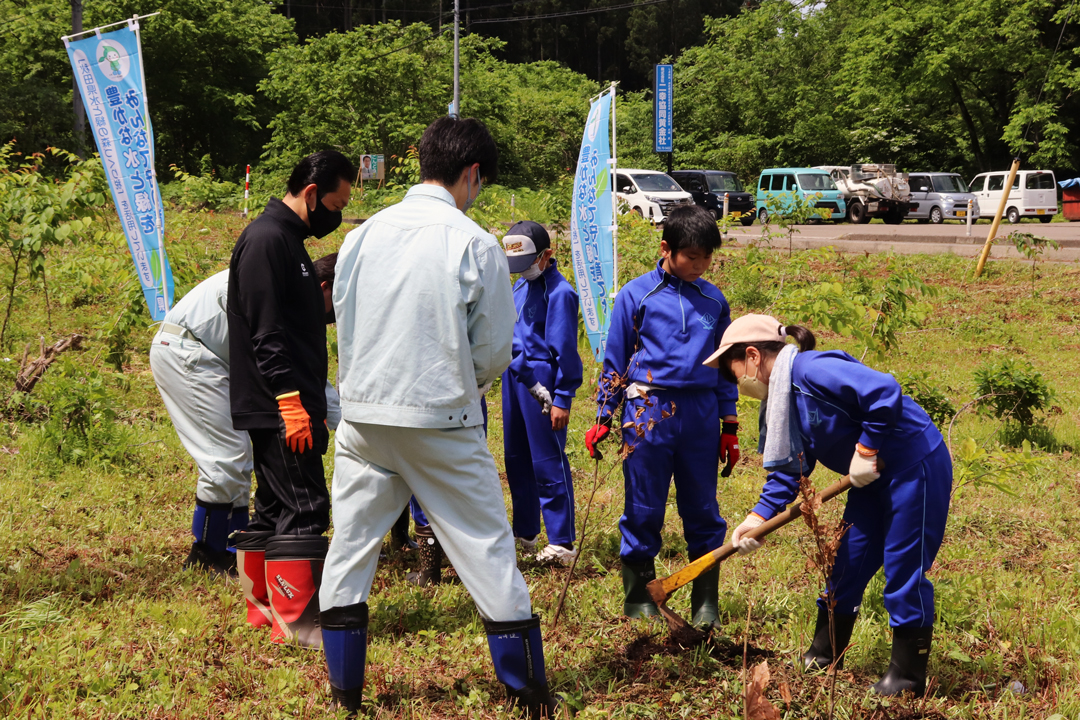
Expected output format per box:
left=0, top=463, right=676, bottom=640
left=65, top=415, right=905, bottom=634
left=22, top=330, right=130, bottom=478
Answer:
left=286, top=150, right=356, bottom=198
left=662, top=204, right=723, bottom=255
left=314, top=252, right=338, bottom=289
left=418, top=117, right=499, bottom=187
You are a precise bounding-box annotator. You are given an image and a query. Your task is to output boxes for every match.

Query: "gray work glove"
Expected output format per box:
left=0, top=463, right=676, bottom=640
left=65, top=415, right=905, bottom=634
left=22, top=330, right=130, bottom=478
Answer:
left=529, top=382, right=553, bottom=415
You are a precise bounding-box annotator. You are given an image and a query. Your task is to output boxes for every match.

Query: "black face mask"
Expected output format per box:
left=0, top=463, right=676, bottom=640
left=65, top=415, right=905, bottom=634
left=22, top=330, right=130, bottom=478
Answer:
left=308, top=195, right=343, bottom=238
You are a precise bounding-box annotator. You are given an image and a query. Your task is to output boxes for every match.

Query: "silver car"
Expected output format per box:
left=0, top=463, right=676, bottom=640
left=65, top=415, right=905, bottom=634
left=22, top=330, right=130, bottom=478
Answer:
left=907, top=173, right=981, bottom=224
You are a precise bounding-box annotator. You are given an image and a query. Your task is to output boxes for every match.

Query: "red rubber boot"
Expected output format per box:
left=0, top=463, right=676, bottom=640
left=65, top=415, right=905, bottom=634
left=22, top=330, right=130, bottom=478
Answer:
left=265, top=535, right=328, bottom=648
left=234, top=530, right=274, bottom=628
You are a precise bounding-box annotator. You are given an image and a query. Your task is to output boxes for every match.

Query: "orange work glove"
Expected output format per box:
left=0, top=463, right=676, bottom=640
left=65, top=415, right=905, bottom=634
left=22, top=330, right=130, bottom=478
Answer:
left=276, top=391, right=313, bottom=453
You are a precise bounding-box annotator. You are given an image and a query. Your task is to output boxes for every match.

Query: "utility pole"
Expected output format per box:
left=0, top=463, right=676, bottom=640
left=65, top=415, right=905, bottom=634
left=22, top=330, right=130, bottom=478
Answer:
left=452, top=0, right=460, bottom=117
left=70, top=0, right=85, bottom=157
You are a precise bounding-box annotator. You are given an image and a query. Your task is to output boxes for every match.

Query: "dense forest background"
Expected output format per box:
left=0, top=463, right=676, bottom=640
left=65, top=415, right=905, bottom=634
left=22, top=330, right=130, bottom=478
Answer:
left=2, top=0, right=1078, bottom=188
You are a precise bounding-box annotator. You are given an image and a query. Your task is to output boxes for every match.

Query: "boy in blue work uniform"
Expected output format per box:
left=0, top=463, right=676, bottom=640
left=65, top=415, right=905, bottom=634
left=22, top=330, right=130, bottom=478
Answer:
left=711, top=314, right=952, bottom=697
left=501, top=221, right=583, bottom=565
left=586, top=205, right=740, bottom=628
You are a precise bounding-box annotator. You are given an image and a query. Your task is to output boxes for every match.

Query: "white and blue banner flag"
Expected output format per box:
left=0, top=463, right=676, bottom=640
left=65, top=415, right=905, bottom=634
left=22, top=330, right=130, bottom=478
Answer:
left=570, top=91, right=615, bottom=362
left=654, top=64, right=673, bottom=153
left=65, top=21, right=173, bottom=320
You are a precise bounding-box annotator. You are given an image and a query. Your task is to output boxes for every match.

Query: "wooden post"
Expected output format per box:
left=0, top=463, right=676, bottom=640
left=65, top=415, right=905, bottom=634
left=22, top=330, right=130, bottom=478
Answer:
left=975, top=157, right=1020, bottom=277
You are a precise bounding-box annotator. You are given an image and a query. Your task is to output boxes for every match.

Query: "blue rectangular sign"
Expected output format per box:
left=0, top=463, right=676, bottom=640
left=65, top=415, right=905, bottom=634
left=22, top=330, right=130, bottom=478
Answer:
left=569, top=92, right=615, bottom=362
left=65, top=22, right=173, bottom=320
left=654, top=64, right=673, bottom=153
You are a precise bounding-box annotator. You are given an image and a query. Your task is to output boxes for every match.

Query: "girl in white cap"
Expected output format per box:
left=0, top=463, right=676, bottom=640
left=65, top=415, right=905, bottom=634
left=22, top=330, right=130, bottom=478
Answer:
left=706, top=314, right=952, bottom=697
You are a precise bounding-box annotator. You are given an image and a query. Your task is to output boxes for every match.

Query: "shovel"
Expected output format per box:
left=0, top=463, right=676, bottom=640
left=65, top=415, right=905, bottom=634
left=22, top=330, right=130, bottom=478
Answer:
left=646, top=475, right=853, bottom=639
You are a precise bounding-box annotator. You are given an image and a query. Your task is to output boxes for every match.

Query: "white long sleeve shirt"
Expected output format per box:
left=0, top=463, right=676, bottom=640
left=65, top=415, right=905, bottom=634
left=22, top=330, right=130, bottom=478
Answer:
left=333, top=184, right=515, bottom=429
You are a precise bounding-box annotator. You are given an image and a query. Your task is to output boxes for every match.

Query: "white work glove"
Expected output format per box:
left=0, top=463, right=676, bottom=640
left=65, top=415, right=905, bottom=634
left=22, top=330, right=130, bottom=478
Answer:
left=529, top=382, right=553, bottom=415
left=849, top=449, right=881, bottom=488
left=731, top=513, right=766, bottom=556
left=478, top=381, right=494, bottom=396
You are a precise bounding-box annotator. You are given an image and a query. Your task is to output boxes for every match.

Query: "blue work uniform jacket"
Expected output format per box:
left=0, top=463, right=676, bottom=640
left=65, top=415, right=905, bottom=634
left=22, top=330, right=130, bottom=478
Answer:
left=507, top=260, right=583, bottom=411
left=751, top=350, right=944, bottom=520
left=599, top=260, right=738, bottom=419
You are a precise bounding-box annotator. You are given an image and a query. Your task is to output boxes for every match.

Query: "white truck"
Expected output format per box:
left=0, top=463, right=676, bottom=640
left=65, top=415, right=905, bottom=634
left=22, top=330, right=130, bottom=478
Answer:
left=815, top=164, right=911, bottom=224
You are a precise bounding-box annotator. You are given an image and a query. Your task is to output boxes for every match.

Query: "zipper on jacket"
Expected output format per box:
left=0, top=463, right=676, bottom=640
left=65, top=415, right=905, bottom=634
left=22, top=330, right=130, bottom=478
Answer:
left=677, top=279, right=686, bottom=332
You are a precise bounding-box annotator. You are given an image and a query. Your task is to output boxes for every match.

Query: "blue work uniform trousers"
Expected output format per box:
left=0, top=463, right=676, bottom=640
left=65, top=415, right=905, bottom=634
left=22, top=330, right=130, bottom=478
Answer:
left=619, top=388, right=726, bottom=564
left=501, top=367, right=576, bottom=545
left=823, top=441, right=952, bottom=627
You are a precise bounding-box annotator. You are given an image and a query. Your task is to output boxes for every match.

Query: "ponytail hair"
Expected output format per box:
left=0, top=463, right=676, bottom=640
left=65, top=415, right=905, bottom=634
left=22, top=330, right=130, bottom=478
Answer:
left=716, top=324, right=817, bottom=383
left=785, top=324, right=816, bottom=352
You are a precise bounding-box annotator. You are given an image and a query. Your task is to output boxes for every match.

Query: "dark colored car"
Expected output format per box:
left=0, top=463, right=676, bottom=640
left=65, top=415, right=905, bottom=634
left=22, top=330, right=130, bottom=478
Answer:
left=670, top=170, right=756, bottom=226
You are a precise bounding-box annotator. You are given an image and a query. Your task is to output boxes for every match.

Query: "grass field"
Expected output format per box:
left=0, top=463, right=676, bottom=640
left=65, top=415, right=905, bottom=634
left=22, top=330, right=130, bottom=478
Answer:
left=0, top=206, right=1078, bottom=719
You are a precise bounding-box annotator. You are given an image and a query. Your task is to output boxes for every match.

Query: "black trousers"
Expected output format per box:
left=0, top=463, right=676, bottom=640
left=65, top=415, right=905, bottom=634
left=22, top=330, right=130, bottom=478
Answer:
left=248, top=424, right=330, bottom=536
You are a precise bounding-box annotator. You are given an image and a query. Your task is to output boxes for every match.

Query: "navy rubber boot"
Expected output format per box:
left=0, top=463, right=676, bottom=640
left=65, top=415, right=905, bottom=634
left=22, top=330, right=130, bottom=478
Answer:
left=184, top=499, right=237, bottom=576
left=227, top=505, right=249, bottom=552
left=484, top=614, right=556, bottom=719
left=322, top=602, right=368, bottom=717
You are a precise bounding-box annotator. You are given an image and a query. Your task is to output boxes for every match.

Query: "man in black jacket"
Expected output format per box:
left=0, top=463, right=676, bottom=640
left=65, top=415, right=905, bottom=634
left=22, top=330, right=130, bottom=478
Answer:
left=227, top=150, right=353, bottom=647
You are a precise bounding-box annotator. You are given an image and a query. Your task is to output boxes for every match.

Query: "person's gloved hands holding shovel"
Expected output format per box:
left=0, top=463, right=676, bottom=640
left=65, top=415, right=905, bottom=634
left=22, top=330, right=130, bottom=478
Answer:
left=732, top=512, right=766, bottom=555
left=276, top=391, right=313, bottom=453
left=849, top=443, right=881, bottom=487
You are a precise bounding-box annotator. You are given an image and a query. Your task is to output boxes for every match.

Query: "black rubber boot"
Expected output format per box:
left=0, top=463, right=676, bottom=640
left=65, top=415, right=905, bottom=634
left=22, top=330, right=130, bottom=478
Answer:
left=406, top=524, right=442, bottom=586
left=389, top=508, right=418, bottom=552
left=689, top=565, right=721, bottom=630
left=184, top=542, right=236, bottom=576
left=871, top=625, right=933, bottom=697
left=622, top=560, right=659, bottom=618
left=802, top=605, right=859, bottom=670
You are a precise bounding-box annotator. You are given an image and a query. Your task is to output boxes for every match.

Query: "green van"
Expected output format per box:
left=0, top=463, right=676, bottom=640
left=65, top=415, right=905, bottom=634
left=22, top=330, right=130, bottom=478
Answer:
left=755, top=168, right=847, bottom=222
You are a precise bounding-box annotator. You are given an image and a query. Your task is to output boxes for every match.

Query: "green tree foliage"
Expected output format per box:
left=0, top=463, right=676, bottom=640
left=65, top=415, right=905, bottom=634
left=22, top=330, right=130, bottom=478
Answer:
left=661, top=0, right=1080, bottom=180
left=259, top=23, right=597, bottom=187
left=0, top=0, right=295, bottom=178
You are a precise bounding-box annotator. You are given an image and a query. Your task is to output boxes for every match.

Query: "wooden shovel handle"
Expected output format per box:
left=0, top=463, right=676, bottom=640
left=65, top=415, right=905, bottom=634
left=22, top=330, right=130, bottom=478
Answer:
left=647, top=475, right=853, bottom=604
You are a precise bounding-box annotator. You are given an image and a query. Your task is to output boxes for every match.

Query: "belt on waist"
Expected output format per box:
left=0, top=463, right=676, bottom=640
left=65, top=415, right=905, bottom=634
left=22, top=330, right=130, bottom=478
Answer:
left=159, top=322, right=198, bottom=342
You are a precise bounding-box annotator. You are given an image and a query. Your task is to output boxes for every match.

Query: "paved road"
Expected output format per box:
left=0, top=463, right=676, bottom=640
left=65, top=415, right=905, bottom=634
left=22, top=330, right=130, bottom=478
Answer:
left=723, top=219, right=1080, bottom=261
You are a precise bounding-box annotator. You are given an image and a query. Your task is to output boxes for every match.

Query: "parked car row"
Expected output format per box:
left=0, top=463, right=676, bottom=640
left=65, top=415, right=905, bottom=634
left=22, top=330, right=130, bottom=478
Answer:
left=615, top=166, right=1061, bottom=226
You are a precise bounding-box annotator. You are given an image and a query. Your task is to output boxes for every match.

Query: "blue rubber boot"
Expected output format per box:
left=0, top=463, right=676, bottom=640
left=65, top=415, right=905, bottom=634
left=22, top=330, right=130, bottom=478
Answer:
left=227, top=506, right=249, bottom=552
left=484, top=614, right=556, bottom=719
left=184, top=499, right=237, bottom=576
left=321, top=602, right=368, bottom=716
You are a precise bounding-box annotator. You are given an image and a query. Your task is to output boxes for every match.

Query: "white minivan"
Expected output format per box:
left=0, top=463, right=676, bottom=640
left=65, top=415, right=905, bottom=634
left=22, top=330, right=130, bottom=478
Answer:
left=615, top=169, right=694, bottom=224
left=969, top=170, right=1058, bottom=224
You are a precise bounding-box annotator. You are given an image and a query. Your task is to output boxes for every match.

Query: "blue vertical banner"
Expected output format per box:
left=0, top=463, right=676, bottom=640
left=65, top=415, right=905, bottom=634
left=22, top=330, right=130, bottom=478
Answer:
left=65, top=20, right=173, bottom=320
left=570, top=91, right=615, bottom=362
left=654, top=64, right=673, bottom=153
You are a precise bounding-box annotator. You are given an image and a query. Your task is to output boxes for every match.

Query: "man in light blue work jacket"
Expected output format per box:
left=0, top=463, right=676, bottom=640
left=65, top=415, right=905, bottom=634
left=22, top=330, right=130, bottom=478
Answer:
left=319, top=117, right=557, bottom=719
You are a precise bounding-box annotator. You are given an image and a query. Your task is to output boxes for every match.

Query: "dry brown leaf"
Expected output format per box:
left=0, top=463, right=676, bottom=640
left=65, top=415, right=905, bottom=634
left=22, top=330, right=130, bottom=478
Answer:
left=647, top=369, right=654, bottom=383
left=779, top=680, right=792, bottom=705
left=623, top=421, right=635, bottom=428
left=745, top=660, right=782, bottom=720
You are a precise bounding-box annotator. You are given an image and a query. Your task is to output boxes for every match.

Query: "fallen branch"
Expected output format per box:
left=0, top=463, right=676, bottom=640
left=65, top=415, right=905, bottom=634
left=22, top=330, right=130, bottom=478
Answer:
left=14, top=334, right=85, bottom=393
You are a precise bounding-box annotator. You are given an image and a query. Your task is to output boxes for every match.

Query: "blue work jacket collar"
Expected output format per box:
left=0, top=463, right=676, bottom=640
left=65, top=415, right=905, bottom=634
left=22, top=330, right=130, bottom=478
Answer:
left=651, top=259, right=706, bottom=290
left=405, top=183, right=458, bottom=208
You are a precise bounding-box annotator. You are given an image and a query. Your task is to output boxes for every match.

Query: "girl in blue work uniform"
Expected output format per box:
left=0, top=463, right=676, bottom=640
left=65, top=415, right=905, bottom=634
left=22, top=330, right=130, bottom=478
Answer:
left=708, top=314, right=952, bottom=697
left=586, top=205, right=741, bottom=629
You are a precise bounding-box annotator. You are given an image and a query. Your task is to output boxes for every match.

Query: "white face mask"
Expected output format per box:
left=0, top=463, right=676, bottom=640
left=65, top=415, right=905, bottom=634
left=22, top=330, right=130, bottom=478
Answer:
left=520, top=261, right=542, bottom=281
left=464, top=169, right=482, bottom=212
left=737, top=356, right=769, bottom=400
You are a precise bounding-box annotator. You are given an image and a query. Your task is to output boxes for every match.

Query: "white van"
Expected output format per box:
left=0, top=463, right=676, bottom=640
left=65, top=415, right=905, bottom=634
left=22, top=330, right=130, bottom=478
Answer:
left=615, top=169, right=694, bottom=224
left=969, top=170, right=1058, bottom=224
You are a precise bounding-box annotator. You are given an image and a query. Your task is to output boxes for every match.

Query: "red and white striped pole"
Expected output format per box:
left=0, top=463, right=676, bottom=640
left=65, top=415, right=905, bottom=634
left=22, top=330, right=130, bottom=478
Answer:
left=243, top=164, right=251, bottom=217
